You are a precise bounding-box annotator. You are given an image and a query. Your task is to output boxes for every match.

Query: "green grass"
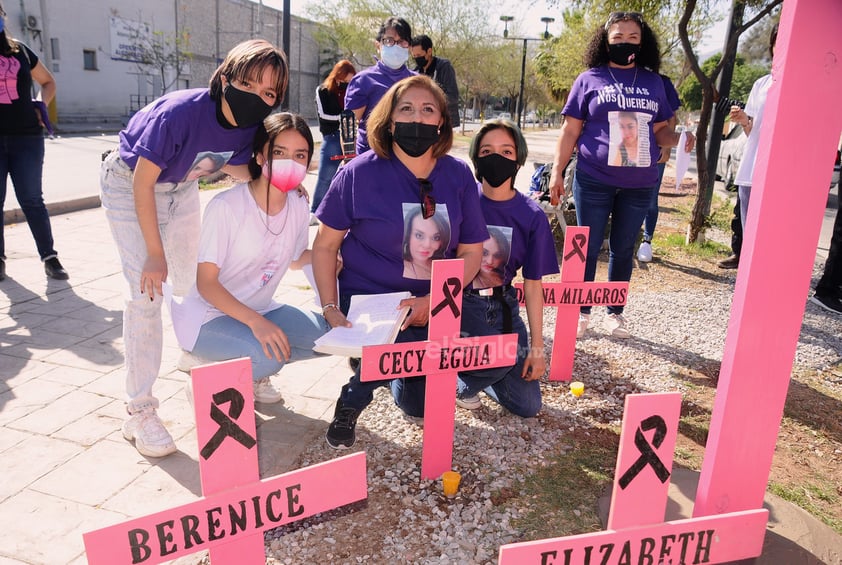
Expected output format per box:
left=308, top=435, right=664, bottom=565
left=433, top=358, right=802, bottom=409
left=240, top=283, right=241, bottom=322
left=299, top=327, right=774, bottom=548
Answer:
left=769, top=482, right=842, bottom=533
left=654, top=232, right=731, bottom=260
left=510, top=428, right=617, bottom=540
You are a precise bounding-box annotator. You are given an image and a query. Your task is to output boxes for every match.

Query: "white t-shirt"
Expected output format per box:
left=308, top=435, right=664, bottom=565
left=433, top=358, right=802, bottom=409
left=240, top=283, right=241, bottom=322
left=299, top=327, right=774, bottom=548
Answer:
left=171, top=182, right=310, bottom=350
left=734, top=73, right=773, bottom=188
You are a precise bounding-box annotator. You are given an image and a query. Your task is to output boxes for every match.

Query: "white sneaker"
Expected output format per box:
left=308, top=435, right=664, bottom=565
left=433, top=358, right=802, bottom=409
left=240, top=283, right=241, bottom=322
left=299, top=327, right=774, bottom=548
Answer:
left=606, top=313, right=631, bottom=338
left=637, top=241, right=653, bottom=263
left=122, top=407, right=177, bottom=458
left=576, top=313, right=591, bottom=338
left=456, top=394, right=482, bottom=410
left=254, top=377, right=283, bottom=404
left=177, top=350, right=208, bottom=373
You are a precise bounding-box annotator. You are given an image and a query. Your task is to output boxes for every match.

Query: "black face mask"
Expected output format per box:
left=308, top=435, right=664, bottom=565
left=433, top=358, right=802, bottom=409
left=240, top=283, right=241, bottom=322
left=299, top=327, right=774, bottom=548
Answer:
left=413, top=56, right=428, bottom=70
left=223, top=82, right=274, bottom=128
left=607, top=43, right=641, bottom=66
left=476, top=153, right=519, bottom=188
left=393, top=122, right=440, bottom=158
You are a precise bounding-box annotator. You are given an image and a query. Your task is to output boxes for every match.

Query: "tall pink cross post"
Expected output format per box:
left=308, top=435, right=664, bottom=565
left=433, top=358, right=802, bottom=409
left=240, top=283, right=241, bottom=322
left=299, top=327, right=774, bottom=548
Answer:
left=514, top=225, right=628, bottom=381
left=361, top=259, right=518, bottom=480
left=694, top=0, right=842, bottom=518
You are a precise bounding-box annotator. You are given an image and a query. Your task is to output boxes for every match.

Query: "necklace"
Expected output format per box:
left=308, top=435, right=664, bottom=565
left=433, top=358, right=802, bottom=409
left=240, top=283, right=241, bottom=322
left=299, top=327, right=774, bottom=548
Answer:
left=249, top=180, right=289, bottom=236
left=606, top=65, right=638, bottom=95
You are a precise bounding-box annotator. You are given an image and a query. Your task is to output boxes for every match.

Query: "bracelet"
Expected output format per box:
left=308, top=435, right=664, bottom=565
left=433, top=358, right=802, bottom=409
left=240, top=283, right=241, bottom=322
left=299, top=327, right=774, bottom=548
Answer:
left=322, top=303, right=339, bottom=314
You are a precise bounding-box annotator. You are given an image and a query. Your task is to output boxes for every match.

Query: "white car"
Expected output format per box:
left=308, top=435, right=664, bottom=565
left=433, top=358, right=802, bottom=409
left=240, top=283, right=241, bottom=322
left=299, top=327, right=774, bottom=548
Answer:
left=715, top=124, right=746, bottom=188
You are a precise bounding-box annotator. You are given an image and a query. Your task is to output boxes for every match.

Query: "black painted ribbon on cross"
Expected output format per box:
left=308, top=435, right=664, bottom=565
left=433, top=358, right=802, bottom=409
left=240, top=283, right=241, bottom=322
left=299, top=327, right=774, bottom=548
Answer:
left=430, top=277, right=462, bottom=318
left=563, top=233, right=587, bottom=263
left=618, top=414, right=671, bottom=489
left=200, top=387, right=257, bottom=460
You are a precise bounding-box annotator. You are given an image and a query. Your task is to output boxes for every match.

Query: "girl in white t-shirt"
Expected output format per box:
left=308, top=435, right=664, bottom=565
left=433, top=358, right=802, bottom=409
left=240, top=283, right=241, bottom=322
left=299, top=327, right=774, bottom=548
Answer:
left=172, top=113, right=328, bottom=403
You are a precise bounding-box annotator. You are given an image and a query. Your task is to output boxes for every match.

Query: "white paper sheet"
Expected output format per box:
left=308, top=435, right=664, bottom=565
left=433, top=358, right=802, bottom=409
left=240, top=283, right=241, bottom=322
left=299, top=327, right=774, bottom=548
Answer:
left=673, top=130, right=691, bottom=188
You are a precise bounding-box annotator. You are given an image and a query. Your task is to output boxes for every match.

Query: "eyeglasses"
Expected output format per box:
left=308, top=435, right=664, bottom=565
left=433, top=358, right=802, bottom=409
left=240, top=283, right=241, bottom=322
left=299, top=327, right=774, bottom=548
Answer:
left=380, top=36, right=410, bottom=49
left=604, top=11, right=644, bottom=30
left=419, top=179, right=436, bottom=219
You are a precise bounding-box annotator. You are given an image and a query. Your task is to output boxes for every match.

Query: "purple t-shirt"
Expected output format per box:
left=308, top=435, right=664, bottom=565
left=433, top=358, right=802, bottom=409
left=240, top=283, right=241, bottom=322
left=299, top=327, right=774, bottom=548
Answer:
left=563, top=66, right=673, bottom=188
left=118, top=89, right=256, bottom=183
left=344, top=61, right=415, bottom=154
left=315, top=151, right=488, bottom=297
left=468, top=188, right=559, bottom=290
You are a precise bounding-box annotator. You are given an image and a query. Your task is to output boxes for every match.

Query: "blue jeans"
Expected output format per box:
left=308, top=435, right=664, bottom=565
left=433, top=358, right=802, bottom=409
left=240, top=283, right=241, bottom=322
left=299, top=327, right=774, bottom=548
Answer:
left=573, top=169, right=654, bottom=315
left=312, top=131, right=341, bottom=213
left=191, top=305, right=329, bottom=380
left=0, top=134, right=57, bottom=260
left=457, top=290, right=541, bottom=418
left=336, top=294, right=429, bottom=417
left=641, top=162, right=667, bottom=242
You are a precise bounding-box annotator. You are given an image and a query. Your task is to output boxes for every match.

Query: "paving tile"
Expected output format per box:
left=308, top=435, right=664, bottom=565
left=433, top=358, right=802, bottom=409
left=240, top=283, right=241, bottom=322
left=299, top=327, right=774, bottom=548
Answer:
left=0, top=489, right=127, bottom=565
left=81, top=370, right=126, bottom=401
left=30, top=439, right=149, bottom=506
left=39, top=343, right=124, bottom=372
left=38, top=364, right=103, bottom=387
left=0, top=380, right=75, bottom=426
left=0, top=428, right=33, bottom=453
left=51, top=410, right=124, bottom=447
left=9, top=389, right=111, bottom=436
left=0, top=435, right=83, bottom=503
left=100, top=451, right=202, bottom=516
left=0, top=357, right=54, bottom=393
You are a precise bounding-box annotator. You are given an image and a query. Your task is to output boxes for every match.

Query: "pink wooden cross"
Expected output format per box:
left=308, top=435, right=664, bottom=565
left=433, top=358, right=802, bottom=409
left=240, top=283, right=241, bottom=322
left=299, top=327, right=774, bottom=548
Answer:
left=514, top=225, right=628, bottom=381
left=498, top=392, right=768, bottom=563
left=83, top=358, right=368, bottom=565
left=360, top=259, right=518, bottom=480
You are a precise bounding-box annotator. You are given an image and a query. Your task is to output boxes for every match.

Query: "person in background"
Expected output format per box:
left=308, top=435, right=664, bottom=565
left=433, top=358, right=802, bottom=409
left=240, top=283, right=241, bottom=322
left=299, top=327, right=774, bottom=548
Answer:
left=717, top=195, right=742, bottom=269
left=547, top=11, right=694, bottom=339
left=410, top=34, right=460, bottom=127
left=344, top=16, right=415, bottom=155
left=637, top=73, right=681, bottom=263
left=313, top=59, right=356, bottom=215
left=731, top=23, right=777, bottom=233
left=312, top=75, right=487, bottom=449
left=101, top=39, right=288, bottom=458
left=810, top=144, right=842, bottom=314
left=457, top=118, right=558, bottom=415
left=172, top=113, right=328, bottom=403
left=0, top=2, right=67, bottom=281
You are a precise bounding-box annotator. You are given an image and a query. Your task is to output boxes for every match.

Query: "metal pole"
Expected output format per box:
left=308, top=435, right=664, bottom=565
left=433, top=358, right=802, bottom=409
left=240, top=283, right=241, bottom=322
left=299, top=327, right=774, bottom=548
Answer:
left=282, top=0, right=290, bottom=110
left=517, top=38, right=526, bottom=129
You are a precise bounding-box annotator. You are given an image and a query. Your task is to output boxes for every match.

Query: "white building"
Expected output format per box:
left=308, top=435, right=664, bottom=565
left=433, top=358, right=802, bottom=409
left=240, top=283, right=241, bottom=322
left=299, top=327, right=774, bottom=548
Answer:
left=4, top=0, right=324, bottom=127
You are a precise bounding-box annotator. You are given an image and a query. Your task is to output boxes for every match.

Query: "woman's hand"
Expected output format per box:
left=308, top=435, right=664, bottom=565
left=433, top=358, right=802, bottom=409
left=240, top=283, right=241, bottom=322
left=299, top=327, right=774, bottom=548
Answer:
left=324, top=306, right=351, bottom=329
left=296, top=183, right=310, bottom=202
left=140, top=255, right=168, bottom=300
left=400, top=295, right=431, bottom=329
left=522, top=346, right=546, bottom=382
left=683, top=130, right=696, bottom=153
left=249, top=316, right=291, bottom=361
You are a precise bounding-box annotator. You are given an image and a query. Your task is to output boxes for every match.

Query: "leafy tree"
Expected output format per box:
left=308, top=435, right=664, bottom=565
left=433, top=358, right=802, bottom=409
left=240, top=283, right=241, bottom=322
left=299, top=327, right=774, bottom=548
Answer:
left=678, top=0, right=782, bottom=242
left=679, top=53, right=768, bottom=110
left=122, top=14, right=191, bottom=95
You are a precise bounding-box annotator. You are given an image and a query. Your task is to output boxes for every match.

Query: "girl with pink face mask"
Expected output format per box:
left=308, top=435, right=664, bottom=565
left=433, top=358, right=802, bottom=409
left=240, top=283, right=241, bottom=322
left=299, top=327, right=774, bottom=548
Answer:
left=171, top=113, right=328, bottom=404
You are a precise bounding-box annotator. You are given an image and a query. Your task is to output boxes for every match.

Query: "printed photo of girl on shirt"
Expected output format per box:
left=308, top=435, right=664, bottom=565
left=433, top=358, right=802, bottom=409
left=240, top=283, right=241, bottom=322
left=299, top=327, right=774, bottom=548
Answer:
left=472, top=225, right=512, bottom=289
left=183, top=151, right=232, bottom=182
left=608, top=111, right=651, bottom=168
left=401, top=202, right=450, bottom=280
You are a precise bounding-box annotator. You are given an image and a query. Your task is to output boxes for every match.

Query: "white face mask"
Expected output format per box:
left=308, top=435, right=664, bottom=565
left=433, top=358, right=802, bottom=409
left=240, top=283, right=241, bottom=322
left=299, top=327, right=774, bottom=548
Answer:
left=380, top=44, right=408, bottom=69
left=262, top=159, right=307, bottom=192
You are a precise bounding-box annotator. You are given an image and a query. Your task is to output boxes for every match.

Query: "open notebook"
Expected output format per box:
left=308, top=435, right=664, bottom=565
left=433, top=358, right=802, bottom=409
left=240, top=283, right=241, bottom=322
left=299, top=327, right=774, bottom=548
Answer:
left=313, top=291, right=411, bottom=357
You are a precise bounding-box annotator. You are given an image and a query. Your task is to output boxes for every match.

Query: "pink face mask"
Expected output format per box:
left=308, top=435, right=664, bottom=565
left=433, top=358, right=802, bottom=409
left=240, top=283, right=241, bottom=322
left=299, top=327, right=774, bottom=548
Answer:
left=262, top=159, right=307, bottom=192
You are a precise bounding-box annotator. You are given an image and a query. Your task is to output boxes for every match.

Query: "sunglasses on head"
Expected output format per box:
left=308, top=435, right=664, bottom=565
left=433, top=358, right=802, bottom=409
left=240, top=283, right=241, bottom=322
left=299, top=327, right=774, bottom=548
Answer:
left=418, top=179, right=436, bottom=219
left=605, top=11, right=644, bottom=30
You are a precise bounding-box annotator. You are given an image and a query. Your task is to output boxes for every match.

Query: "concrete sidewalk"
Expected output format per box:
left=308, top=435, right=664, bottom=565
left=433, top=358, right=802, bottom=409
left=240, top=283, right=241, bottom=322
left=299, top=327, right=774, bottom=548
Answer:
left=2, top=130, right=840, bottom=564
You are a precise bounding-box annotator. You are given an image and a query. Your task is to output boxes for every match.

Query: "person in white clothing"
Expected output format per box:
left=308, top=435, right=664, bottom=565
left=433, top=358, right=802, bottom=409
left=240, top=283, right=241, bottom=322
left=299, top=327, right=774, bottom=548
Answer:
left=172, top=113, right=328, bottom=405
left=731, top=23, right=777, bottom=232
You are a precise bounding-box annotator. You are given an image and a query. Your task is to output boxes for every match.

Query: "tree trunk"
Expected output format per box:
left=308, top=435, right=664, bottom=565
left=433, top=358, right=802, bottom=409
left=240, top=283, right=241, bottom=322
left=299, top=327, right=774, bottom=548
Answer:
left=688, top=81, right=716, bottom=243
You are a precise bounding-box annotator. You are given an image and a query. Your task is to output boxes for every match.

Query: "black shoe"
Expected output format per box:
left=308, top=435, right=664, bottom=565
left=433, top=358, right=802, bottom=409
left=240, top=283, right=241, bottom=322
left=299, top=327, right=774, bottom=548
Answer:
left=326, top=403, right=359, bottom=449
left=44, top=257, right=69, bottom=280
left=0, top=258, right=5, bottom=281
left=717, top=254, right=739, bottom=269
left=810, top=294, right=842, bottom=314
